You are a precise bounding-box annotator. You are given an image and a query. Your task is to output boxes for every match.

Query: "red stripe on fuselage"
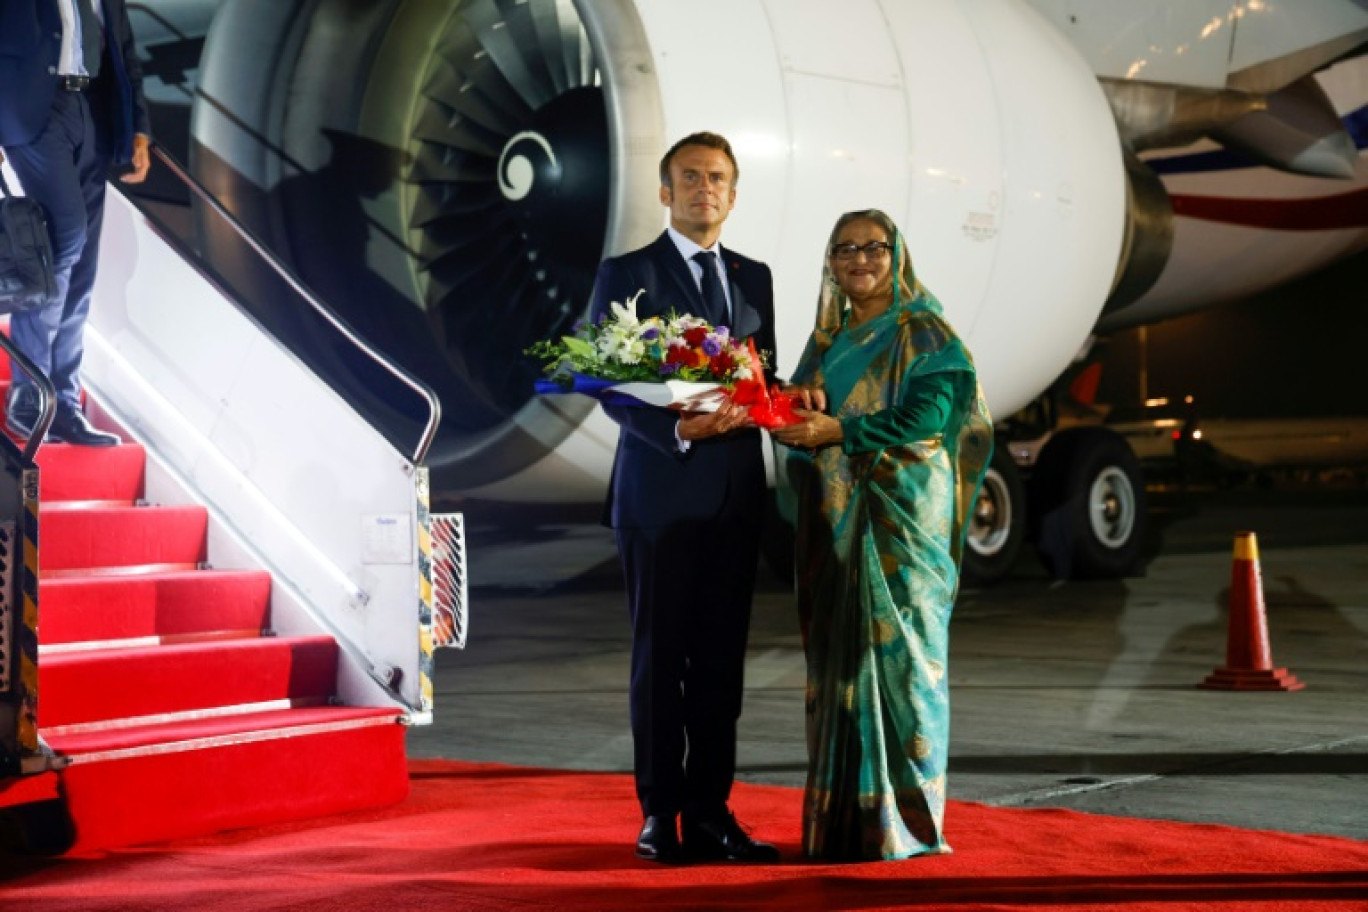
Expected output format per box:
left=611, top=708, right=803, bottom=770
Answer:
left=1170, top=188, right=1368, bottom=230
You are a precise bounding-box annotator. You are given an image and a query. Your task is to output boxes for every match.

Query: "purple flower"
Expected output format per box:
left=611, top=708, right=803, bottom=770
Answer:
left=659, top=362, right=680, bottom=375
left=572, top=318, right=588, bottom=333
left=714, top=325, right=730, bottom=338
left=702, top=336, right=723, bottom=357
left=642, top=327, right=660, bottom=341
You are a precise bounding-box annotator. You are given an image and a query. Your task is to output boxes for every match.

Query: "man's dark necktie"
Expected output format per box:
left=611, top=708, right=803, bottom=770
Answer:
left=692, top=250, right=728, bottom=327
left=79, top=0, right=104, bottom=78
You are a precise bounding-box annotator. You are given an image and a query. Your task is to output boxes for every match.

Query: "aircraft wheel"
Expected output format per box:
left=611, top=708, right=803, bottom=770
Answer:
left=1030, top=427, right=1146, bottom=579
left=962, top=443, right=1026, bottom=585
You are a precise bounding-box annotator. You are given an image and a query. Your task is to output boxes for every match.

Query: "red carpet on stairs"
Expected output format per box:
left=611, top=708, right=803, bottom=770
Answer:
left=39, top=570, right=272, bottom=645
left=1, top=760, right=1364, bottom=911
left=3, top=382, right=410, bottom=852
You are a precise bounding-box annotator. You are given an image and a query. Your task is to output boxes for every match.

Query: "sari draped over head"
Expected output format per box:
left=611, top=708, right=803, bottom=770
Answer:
left=781, top=210, right=992, bottom=860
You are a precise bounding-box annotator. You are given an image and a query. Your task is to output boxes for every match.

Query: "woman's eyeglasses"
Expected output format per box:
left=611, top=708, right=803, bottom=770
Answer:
left=831, top=241, right=893, bottom=261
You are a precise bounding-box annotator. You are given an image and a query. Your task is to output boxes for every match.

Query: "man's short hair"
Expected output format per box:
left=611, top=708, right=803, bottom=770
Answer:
left=659, top=132, right=740, bottom=189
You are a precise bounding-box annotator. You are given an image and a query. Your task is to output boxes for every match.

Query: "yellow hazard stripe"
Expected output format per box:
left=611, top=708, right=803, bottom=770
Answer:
left=18, top=475, right=40, bottom=754
left=415, top=468, right=434, bottom=713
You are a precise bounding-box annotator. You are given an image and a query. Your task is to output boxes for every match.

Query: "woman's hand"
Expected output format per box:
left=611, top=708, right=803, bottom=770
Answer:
left=770, top=409, right=843, bottom=449
left=782, top=385, right=828, bottom=412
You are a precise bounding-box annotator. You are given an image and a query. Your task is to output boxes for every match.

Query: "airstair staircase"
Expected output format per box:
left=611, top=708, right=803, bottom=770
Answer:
left=0, top=148, right=455, bottom=853
left=0, top=353, right=409, bottom=854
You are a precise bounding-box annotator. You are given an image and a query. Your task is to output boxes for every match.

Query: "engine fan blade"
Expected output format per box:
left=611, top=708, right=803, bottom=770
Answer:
left=462, top=0, right=556, bottom=110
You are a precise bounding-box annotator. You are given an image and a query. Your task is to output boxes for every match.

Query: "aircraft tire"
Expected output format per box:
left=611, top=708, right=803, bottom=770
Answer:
left=962, top=442, right=1027, bottom=586
left=1029, top=427, right=1146, bottom=580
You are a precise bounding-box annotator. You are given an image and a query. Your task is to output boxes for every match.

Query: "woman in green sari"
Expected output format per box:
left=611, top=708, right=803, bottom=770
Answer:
left=771, top=209, right=992, bottom=861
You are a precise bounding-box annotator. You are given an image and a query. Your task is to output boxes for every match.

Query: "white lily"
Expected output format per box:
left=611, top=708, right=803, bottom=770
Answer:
left=608, top=289, right=647, bottom=333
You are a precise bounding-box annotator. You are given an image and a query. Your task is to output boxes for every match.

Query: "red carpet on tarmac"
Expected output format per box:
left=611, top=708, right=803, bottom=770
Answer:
left=1, top=759, right=1365, bottom=911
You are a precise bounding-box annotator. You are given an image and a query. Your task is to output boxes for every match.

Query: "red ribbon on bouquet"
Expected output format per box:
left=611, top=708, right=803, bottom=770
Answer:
left=730, top=339, right=803, bottom=429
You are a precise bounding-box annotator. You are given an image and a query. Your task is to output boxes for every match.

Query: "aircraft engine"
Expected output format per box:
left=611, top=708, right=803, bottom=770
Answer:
left=189, top=0, right=1126, bottom=499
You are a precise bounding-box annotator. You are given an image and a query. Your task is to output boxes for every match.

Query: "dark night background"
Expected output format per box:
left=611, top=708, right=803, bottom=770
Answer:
left=1097, top=249, right=1368, bottom=419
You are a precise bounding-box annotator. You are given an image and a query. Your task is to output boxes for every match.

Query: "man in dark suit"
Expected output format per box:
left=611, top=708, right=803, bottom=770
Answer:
left=0, top=0, right=151, bottom=445
left=589, top=132, right=780, bottom=864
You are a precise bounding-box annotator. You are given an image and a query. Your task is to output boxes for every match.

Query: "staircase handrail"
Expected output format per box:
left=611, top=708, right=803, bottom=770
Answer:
left=0, top=335, right=56, bottom=463
left=145, top=143, right=441, bottom=466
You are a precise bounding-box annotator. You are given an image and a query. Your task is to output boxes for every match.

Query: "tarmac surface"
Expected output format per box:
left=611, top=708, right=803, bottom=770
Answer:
left=410, top=481, right=1368, bottom=842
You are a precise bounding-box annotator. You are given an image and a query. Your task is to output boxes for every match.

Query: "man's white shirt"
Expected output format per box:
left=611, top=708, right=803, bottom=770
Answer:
left=57, top=0, right=103, bottom=77
left=665, top=226, right=732, bottom=453
left=667, top=224, right=733, bottom=321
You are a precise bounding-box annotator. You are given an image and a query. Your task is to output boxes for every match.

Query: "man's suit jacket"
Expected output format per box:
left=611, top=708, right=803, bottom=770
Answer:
left=589, top=232, right=778, bottom=529
left=0, top=0, right=150, bottom=163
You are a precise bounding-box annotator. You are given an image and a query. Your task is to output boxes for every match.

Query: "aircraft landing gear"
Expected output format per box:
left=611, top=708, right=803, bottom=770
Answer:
left=1029, top=427, right=1146, bottom=579
left=963, top=444, right=1026, bottom=585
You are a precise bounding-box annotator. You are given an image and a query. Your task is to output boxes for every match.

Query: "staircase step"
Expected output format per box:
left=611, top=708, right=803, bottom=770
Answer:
left=35, top=443, right=145, bottom=503
left=38, top=569, right=272, bottom=646
left=48, top=707, right=408, bottom=852
left=41, top=696, right=333, bottom=736
left=38, top=505, right=207, bottom=571
left=39, top=635, right=338, bottom=727
left=0, top=771, right=60, bottom=810
left=44, top=704, right=398, bottom=755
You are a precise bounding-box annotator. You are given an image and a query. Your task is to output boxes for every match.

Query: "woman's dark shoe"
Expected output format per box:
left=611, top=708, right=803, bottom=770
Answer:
left=682, top=811, right=779, bottom=863
left=635, top=815, right=683, bottom=863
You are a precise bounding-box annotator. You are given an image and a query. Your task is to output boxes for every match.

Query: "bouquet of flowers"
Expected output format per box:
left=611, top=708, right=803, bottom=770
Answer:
left=529, top=291, right=799, bottom=422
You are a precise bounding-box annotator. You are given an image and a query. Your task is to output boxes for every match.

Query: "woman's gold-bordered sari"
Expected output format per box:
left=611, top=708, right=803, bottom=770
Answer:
left=781, top=212, right=991, bottom=860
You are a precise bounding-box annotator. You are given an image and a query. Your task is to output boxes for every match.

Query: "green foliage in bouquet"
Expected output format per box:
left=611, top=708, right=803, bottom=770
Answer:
left=526, top=291, right=761, bottom=387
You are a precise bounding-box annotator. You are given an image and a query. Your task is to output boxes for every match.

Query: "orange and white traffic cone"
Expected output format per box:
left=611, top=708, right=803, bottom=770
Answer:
left=1199, top=532, right=1304, bottom=691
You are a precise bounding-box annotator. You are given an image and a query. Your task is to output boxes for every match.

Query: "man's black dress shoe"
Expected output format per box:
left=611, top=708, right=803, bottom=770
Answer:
left=682, top=812, right=780, bottom=863
left=635, top=815, right=683, bottom=863
left=50, top=408, right=120, bottom=447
